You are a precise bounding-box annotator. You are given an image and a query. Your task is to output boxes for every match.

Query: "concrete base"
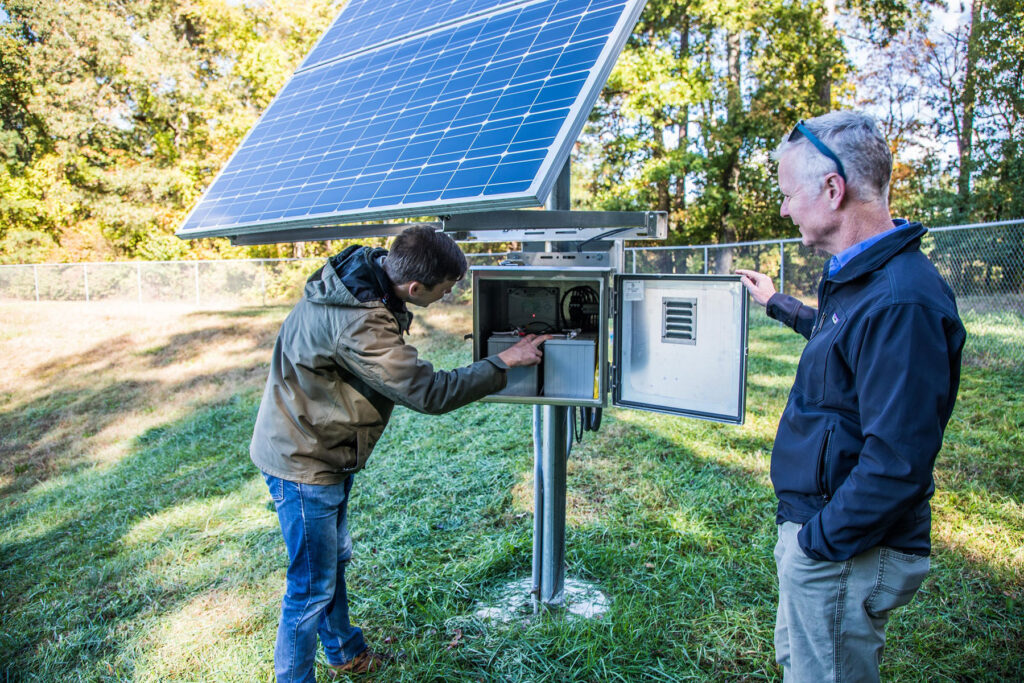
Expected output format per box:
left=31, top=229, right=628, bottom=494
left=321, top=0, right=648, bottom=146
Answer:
left=474, top=577, right=610, bottom=622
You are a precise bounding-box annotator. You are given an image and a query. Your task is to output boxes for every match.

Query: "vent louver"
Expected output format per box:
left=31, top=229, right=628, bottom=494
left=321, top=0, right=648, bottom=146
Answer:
left=662, top=298, right=696, bottom=344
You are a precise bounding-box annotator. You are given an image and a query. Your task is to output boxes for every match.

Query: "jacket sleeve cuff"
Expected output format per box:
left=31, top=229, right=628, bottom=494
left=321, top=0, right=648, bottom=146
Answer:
left=796, top=522, right=831, bottom=561
left=483, top=354, right=510, bottom=371
left=766, top=292, right=802, bottom=327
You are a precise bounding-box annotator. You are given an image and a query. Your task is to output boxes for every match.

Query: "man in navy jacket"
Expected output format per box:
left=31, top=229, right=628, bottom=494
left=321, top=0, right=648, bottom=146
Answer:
left=738, top=111, right=965, bottom=682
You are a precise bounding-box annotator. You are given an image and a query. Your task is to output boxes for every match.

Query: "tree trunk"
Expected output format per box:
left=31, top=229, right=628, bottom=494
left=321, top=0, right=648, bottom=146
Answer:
left=956, top=0, right=984, bottom=221
left=716, top=29, right=742, bottom=275
left=817, top=0, right=838, bottom=107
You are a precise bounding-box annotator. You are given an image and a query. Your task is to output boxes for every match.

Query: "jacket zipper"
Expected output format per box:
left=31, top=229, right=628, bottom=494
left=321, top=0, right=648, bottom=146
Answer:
left=816, top=427, right=834, bottom=502
left=813, top=281, right=833, bottom=337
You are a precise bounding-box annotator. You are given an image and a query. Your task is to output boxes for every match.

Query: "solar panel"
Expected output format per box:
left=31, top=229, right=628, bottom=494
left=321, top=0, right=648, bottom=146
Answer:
left=177, top=0, right=647, bottom=240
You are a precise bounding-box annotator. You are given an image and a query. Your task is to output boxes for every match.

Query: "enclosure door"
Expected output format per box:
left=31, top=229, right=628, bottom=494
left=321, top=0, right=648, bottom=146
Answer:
left=612, top=274, right=747, bottom=424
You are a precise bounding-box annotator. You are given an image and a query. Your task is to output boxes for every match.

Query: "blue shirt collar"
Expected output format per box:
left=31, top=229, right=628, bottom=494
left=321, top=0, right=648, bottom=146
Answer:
left=828, top=219, right=911, bottom=277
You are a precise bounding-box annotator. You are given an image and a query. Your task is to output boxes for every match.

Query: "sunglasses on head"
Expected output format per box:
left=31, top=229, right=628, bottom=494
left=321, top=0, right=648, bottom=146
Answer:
left=789, top=120, right=847, bottom=183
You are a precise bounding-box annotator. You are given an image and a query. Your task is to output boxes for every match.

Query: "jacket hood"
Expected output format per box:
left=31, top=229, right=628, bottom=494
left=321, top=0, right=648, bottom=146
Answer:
left=303, top=245, right=389, bottom=306
left=303, top=245, right=412, bottom=330
left=829, top=221, right=927, bottom=284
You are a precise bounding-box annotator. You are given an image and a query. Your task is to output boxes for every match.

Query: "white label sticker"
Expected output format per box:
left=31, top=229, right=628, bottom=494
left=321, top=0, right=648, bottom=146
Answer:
left=623, top=280, right=644, bottom=302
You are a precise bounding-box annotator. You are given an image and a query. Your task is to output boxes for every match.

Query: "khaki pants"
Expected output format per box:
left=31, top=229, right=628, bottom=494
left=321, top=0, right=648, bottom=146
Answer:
left=774, top=521, right=929, bottom=683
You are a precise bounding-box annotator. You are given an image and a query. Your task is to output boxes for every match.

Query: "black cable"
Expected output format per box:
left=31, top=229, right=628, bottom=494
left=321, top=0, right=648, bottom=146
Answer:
left=521, top=320, right=558, bottom=334
left=577, top=227, right=633, bottom=252
left=560, top=285, right=599, bottom=332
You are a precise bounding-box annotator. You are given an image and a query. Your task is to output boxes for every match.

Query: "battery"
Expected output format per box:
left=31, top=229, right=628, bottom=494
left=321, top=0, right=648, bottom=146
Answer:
left=487, top=333, right=539, bottom=396
left=543, top=336, right=596, bottom=399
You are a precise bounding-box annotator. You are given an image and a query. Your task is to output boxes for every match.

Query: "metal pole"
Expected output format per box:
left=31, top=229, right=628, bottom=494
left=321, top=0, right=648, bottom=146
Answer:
left=83, top=264, right=90, bottom=302
left=531, top=405, right=543, bottom=612
left=533, top=158, right=571, bottom=608
left=779, top=240, right=786, bottom=295
left=704, top=246, right=709, bottom=274
left=260, top=261, right=267, bottom=307
left=539, top=403, right=567, bottom=606
left=33, top=265, right=39, bottom=302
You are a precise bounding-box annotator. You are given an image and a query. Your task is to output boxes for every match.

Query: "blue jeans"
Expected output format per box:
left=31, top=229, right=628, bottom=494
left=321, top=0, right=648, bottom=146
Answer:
left=264, top=472, right=367, bottom=683
left=774, top=521, right=929, bottom=682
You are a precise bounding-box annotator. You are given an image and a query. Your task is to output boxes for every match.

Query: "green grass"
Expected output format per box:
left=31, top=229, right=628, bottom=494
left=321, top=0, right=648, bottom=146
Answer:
left=0, top=301, right=1021, bottom=681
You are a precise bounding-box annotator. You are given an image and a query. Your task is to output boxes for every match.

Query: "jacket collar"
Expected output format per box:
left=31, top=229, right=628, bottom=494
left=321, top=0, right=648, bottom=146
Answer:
left=827, top=221, right=927, bottom=284
left=327, top=245, right=413, bottom=331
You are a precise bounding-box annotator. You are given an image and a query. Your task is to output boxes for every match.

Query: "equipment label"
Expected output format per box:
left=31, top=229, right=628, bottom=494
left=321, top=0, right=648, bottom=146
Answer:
left=623, top=280, right=645, bottom=301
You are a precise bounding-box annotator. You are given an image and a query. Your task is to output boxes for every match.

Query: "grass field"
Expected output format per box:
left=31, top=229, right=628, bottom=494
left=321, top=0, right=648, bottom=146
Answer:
left=1, top=299, right=1021, bottom=682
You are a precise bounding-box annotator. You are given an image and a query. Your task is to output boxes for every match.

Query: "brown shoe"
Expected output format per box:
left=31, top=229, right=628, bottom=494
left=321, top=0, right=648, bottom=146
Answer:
left=326, top=649, right=388, bottom=677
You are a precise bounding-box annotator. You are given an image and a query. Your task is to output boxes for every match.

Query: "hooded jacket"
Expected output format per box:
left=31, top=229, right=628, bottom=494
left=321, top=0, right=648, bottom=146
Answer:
left=766, top=223, right=965, bottom=562
left=250, top=246, right=509, bottom=485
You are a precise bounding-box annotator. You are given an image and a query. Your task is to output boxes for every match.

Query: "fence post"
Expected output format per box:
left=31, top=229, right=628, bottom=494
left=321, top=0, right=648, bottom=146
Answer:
left=260, top=261, right=267, bottom=306
left=631, top=250, right=636, bottom=273
left=194, top=261, right=201, bottom=306
left=137, top=263, right=142, bottom=303
left=703, top=246, right=709, bottom=274
left=33, top=264, right=39, bottom=302
left=779, top=241, right=785, bottom=295
left=83, top=263, right=90, bottom=302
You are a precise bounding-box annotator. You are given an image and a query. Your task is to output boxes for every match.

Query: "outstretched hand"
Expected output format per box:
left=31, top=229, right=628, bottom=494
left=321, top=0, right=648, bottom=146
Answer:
left=497, top=334, right=552, bottom=367
left=736, top=269, right=777, bottom=307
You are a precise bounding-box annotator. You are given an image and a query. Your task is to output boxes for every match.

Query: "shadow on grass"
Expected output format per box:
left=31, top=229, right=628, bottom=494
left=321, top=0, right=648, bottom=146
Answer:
left=0, top=394, right=275, bottom=679
left=0, top=380, right=155, bottom=499
left=0, top=315, right=280, bottom=497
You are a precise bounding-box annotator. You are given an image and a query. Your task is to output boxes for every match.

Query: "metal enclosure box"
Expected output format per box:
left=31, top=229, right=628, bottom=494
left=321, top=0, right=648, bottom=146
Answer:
left=472, top=267, right=748, bottom=423
left=472, top=266, right=611, bottom=407
left=613, top=274, right=748, bottom=424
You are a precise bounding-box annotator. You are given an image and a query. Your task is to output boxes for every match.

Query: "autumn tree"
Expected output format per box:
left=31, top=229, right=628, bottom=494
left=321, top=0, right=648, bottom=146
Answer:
left=0, top=0, right=338, bottom=264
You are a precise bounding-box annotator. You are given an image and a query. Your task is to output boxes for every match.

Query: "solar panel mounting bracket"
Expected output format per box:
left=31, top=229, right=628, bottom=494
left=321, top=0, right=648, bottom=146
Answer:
left=225, top=209, right=667, bottom=246
left=442, top=209, right=668, bottom=243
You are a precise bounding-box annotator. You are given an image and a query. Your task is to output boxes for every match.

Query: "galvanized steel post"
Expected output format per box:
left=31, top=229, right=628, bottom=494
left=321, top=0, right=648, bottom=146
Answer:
left=532, top=158, right=571, bottom=609
left=779, top=240, right=786, bottom=295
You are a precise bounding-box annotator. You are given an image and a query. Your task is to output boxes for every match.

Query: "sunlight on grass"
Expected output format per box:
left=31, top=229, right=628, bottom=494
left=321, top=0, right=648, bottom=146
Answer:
left=134, top=589, right=270, bottom=683
left=125, top=480, right=276, bottom=548
left=961, top=310, right=1024, bottom=368
left=668, top=509, right=717, bottom=544
left=933, top=490, right=1024, bottom=592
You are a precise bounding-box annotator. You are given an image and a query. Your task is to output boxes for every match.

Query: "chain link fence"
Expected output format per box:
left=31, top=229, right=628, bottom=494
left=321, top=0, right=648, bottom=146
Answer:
left=2, top=221, right=1020, bottom=367
left=627, top=219, right=1024, bottom=368
left=0, top=253, right=506, bottom=308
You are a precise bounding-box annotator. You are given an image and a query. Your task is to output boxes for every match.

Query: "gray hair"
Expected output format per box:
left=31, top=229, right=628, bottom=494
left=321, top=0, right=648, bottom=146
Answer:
left=774, top=111, right=892, bottom=202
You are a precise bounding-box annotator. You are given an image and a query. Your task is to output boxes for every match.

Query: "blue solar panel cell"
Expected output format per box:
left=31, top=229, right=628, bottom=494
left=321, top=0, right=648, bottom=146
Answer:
left=178, top=0, right=647, bottom=238
left=303, top=0, right=507, bottom=71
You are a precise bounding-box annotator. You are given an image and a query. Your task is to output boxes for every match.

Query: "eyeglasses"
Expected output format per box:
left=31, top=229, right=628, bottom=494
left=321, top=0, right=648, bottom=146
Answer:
left=789, top=120, right=847, bottom=183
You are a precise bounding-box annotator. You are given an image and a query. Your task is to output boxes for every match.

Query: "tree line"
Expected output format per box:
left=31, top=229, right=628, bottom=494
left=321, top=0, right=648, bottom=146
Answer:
left=1, top=0, right=1021, bottom=265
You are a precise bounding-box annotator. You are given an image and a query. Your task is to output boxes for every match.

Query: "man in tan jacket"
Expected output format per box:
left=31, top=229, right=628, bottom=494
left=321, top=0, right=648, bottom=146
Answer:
left=251, top=227, right=546, bottom=681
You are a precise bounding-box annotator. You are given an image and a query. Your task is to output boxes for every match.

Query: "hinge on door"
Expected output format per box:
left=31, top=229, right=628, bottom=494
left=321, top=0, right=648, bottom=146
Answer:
left=608, top=362, right=616, bottom=392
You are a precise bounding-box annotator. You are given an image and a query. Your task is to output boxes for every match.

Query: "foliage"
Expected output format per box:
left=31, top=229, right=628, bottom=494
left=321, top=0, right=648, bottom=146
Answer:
left=578, top=0, right=1024, bottom=248
left=0, top=0, right=339, bottom=263
left=578, top=0, right=851, bottom=253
